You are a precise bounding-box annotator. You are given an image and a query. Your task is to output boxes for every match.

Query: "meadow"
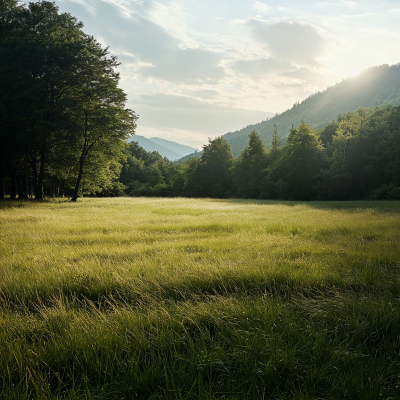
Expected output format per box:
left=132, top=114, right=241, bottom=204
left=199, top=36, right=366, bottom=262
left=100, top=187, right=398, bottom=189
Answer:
left=0, top=198, right=399, bottom=399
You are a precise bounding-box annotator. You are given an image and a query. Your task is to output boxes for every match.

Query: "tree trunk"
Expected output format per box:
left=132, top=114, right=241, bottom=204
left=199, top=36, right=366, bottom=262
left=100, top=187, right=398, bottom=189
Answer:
left=71, top=159, right=85, bottom=202
left=10, top=169, right=17, bottom=199
left=28, top=177, right=33, bottom=198
left=22, top=176, right=28, bottom=199
left=29, top=156, right=39, bottom=200
left=36, top=143, right=46, bottom=200
left=60, top=178, right=65, bottom=198
left=17, top=177, right=23, bottom=199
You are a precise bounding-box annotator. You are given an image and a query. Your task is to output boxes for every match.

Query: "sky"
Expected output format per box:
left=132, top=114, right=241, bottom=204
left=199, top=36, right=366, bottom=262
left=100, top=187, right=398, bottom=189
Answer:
left=54, top=0, right=400, bottom=148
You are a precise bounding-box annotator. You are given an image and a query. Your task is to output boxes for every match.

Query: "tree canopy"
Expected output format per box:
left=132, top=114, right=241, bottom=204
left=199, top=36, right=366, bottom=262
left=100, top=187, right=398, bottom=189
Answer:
left=0, top=0, right=137, bottom=200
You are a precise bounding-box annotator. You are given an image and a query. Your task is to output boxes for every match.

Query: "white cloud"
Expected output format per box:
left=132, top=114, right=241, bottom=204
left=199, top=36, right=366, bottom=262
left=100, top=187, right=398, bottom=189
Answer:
left=189, top=90, right=221, bottom=99
left=137, top=48, right=227, bottom=84
left=233, top=58, right=292, bottom=77
left=247, top=20, right=333, bottom=64
left=253, top=1, right=270, bottom=15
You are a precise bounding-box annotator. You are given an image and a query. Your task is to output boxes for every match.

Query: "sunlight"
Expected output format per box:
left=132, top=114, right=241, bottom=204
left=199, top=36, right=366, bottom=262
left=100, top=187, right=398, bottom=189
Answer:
left=344, top=67, right=362, bottom=78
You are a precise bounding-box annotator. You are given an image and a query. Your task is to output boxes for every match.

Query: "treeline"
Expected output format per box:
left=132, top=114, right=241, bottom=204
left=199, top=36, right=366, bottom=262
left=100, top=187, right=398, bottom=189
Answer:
left=0, top=1, right=136, bottom=201
left=120, top=105, right=400, bottom=201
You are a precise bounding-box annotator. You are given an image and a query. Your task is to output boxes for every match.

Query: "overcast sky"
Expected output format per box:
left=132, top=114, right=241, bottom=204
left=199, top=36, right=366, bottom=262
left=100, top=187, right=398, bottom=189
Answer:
left=55, top=0, right=400, bottom=147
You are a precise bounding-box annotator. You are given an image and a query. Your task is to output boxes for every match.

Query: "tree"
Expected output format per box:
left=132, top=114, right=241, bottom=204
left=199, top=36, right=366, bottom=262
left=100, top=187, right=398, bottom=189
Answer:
left=0, top=0, right=24, bottom=198
left=66, top=37, right=137, bottom=201
left=284, top=121, right=323, bottom=200
left=269, top=124, right=281, bottom=184
left=319, top=120, right=339, bottom=146
left=0, top=1, right=137, bottom=201
left=184, top=137, right=233, bottom=198
left=356, top=107, right=368, bottom=198
left=233, top=130, right=267, bottom=198
left=0, top=1, right=87, bottom=199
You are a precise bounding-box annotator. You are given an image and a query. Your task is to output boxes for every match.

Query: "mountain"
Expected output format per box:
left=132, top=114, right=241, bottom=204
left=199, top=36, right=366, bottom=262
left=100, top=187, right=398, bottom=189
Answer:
left=223, top=63, right=400, bottom=156
left=127, top=136, right=198, bottom=160
left=127, top=136, right=183, bottom=160
left=148, top=137, right=198, bottom=156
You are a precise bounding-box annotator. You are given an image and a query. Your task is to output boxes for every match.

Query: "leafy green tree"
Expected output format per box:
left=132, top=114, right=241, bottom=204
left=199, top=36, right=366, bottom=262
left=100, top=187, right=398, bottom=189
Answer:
left=269, top=124, right=281, bottom=184
left=67, top=38, right=136, bottom=201
left=199, top=137, right=234, bottom=197
left=284, top=121, right=323, bottom=200
left=321, top=149, right=353, bottom=199
left=0, top=0, right=25, bottom=198
left=0, top=1, right=87, bottom=199
left=355, top=107, right=368, bottom=198
left=183, top=137, right=233, bottom=198
left=360, top=105, right=400, bottom=198
left=182, top=157, right=202, bottom=197
left=148, top=163, right=165, bottom=187
left=319, top=120, right=339, bottom=146
left=233, top=130, right=267, bottom=198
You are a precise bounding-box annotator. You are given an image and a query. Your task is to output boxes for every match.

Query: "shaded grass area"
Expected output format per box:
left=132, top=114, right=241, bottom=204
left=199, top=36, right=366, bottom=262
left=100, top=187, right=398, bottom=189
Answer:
left=1, top=198, right=400, bottom=399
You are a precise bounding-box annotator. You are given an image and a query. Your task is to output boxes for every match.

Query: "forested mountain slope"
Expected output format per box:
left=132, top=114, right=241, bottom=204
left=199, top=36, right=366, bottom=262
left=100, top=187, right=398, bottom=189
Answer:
left=224, top=63, right=400, bottom=156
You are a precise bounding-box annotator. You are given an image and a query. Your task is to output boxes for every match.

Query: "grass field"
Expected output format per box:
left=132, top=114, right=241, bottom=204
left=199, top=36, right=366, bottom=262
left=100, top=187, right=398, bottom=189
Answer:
left=1, top=198, right=400, bottom=399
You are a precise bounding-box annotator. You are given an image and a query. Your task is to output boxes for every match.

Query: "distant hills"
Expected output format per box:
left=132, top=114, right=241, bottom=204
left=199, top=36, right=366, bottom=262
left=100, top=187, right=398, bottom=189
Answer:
left=224, top=64, right=400, bottom=156
left=180, top=63, right=400, bottom=160
left=127, top=135, right=198, bottom=160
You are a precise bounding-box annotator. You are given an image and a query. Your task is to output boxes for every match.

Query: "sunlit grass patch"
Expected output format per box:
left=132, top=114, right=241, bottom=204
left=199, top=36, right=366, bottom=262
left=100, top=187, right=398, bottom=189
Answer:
left=0, top=198, right=400, bottom=399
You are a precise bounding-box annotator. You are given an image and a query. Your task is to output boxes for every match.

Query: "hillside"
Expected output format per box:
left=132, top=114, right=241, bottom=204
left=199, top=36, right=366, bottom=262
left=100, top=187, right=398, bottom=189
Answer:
left=149, top=137, right=198, bottom=156
left=127, top=135, right=183, bottom=160
left=223, top=63, right=400, bottom=156
left=128, top=136, right=198, bottom=160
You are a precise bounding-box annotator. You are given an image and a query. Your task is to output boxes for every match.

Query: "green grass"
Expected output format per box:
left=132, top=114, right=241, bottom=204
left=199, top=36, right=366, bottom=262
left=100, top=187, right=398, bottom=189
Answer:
left=0, top=198, right=400, bottom=399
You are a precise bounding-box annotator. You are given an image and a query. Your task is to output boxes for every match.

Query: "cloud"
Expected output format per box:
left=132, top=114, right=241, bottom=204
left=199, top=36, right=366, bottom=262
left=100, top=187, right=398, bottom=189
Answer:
left=253, top=1, right=270, bottom=15
left=131, top=93, right=273, bottom=135
left=189, top=90, right=221, bottom=99
left=137, top=48, right=227, bottom=84
left=247, top=20, right=331, bottom=64
left=58, top=0, right=227, bottom=85
left=233, top=58, right=292, bottom=78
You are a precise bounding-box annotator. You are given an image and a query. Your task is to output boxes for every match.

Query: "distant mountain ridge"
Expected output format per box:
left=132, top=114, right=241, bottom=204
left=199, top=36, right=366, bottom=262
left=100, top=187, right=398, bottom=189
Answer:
left=148, top=137, right=198, bottom=157
left=222, top=63, right=400, bottom=156
left=128, top=135, right=198, bottom=160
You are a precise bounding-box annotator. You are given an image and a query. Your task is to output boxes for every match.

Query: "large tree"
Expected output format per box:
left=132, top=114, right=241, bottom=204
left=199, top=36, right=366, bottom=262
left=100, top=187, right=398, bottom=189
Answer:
left=184, top=137, right=233, bottom=198
left=233, top=130, right=267, bottom=198
left=66, top=37, right=137, bottom=201
left=284, top=121, right=323, bottom=200
left=0, top=1, right=136, bottom=200
left=0, top=1, right=86, bottom=199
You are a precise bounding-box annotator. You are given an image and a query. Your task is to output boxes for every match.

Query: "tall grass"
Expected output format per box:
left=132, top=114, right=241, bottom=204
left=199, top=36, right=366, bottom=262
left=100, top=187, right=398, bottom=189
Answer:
left=0, top=198, right=399, bottom=399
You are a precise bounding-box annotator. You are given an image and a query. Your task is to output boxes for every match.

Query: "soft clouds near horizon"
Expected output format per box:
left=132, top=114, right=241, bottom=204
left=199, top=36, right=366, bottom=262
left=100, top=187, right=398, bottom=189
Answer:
left=56, top=0, right=400, bottom=147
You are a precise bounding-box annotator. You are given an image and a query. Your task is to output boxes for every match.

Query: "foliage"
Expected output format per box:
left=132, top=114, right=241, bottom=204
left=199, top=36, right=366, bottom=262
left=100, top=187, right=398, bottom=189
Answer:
left=117, top=105, right=400, bottom=202
left=182, top=137, right=234, bottom=198
left=0, top=1, right=136, bottom=201
left=232, top=130, right=268, bottom=198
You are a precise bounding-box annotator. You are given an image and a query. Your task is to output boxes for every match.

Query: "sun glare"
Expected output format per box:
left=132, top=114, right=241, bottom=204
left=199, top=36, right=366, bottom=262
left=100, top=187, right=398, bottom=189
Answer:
left=344, top=67, right=361, bottom=78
